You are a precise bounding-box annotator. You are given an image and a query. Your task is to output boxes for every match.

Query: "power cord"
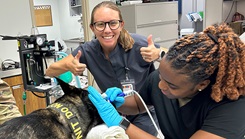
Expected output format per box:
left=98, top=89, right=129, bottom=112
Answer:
left=31, top=91, right=48, bottom=98
left=127, top=90, right=165, bottom=139
left=224, top=1, right=235, bottom=23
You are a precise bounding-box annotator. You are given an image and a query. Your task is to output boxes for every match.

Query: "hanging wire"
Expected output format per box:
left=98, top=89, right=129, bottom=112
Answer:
left=224, top=1, right=235, bottom=23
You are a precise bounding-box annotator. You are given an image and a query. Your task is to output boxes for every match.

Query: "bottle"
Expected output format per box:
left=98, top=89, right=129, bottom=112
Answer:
left=30, top=26, right=39, bottom=35
left=51, top=78, right=57, bottom=86
left=71, top=0, right=76, bottom=6
left=116, top=0, right=121, bottom=6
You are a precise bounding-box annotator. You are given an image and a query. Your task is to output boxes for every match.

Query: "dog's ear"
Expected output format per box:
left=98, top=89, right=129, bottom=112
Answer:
left=55, top=77, right=75, bottom=94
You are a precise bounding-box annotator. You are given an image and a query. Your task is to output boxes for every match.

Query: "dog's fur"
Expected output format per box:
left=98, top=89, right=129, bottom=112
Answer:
left=0, top=78, right=103, bottom=139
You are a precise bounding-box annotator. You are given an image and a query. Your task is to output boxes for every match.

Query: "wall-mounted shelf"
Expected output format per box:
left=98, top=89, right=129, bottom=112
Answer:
left=69, top=0, right=82, bottom=16
left=71, top=5, right=82, bottom=8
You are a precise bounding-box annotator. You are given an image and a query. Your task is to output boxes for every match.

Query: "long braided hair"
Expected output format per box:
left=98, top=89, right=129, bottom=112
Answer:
left=90, top=1, right=134, bottom=51
left=166, top=23, right=245, bottom=102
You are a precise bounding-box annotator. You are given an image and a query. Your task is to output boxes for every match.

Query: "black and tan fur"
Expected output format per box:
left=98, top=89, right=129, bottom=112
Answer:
left=0, top=78, right=103, bottom=139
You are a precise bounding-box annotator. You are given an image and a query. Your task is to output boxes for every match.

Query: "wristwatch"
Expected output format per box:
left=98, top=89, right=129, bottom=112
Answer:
left=119, top=117, right=130, bottom=130
left=156, top=49, right=165, bottom=62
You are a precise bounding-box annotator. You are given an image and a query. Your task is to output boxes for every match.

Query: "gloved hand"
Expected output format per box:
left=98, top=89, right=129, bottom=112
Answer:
left=88, top=86, right=122, bottom=127
left=105, top=87, right=125, bottom=108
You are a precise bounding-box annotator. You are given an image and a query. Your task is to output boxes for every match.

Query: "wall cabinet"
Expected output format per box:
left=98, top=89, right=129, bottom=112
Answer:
left=70, top=0, right=82, bottom=16
left=2, top=75, right=46, bottom=115
left=119, top=2, right=178, bottom=48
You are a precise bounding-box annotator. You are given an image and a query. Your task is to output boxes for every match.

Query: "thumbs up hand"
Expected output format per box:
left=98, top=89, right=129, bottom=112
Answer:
left=140, top=34, right=162, bottom=62
left=70, top=50, right=87, bottom=76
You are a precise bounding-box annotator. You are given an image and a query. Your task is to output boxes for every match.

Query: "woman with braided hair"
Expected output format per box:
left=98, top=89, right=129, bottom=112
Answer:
left=87, top=23, right=245, bottom=139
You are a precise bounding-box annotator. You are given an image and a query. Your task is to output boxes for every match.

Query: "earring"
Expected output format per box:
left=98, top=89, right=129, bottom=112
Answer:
left=198, top=89, right=202, bottom=92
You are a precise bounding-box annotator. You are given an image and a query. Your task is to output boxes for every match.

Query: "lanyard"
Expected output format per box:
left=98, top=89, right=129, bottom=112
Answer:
left=123, top=51, right=130, bottom=80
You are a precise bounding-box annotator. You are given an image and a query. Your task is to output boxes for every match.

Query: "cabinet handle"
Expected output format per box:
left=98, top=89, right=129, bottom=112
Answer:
left=153, top=20, right=162, bottom=23
left=154, top=37, right=161, bottom=42
left=137, top=20, right=177, bottom=28
left=12, top=85, right=21, bottom=90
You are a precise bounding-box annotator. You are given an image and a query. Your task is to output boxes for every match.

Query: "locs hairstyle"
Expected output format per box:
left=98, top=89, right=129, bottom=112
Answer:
left=165, top=23, right=245, bottom=102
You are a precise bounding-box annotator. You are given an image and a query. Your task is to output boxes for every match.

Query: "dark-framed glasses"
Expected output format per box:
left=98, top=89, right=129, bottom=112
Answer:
left=92, top=20, right=122, bottom=32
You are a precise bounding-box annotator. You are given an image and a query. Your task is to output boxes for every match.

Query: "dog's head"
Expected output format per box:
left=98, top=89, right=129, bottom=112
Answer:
left=53, top=77, right=103, bottom=137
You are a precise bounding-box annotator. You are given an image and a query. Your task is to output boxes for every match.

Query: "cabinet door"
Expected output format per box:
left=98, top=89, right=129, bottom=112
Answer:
left=11, top=88, right=47, bottom=115
left=2, top=75, right=23, bottom=87
left=25, top=91, right=47, bottom=114
left=3, top=75, right=47, bottom=115
left=11, top=84, right=25, bottom=115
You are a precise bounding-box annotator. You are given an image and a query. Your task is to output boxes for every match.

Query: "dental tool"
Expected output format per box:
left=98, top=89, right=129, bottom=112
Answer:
left=101, top=90, right=135, bottom=101
left=101, top=90, right=164, bottom=139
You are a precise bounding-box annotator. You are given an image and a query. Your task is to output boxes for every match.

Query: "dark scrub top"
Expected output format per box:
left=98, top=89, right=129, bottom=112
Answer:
left=72, top=33, right=159, bottom=92
left=140, top=70, right=245, bottom=139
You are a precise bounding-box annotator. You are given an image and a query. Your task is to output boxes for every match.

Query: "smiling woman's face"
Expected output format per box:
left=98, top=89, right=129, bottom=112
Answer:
left=90, top=7, right=124, bottom=50
left=158, top=57, right=200, bottom=99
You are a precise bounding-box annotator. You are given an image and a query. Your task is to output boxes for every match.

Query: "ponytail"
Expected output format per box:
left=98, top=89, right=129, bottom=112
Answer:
left=118, top=28, right=134, bottom=51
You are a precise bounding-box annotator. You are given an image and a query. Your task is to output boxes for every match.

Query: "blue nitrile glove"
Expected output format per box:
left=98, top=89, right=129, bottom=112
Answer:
left=105, top=87, right=125, bottom=108
left=88, top=86, right=122, bottom=127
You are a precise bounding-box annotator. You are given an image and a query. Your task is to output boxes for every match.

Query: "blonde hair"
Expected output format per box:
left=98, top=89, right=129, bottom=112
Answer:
left=90, top=1, right=134, bottom=51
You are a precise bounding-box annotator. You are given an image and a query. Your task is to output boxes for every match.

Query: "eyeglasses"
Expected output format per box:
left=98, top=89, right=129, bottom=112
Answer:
left=92, top=20, right=122, bottom=32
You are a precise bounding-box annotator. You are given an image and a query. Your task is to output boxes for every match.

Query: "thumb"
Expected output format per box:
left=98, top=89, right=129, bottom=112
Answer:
left=73, top=50, right=82, bottom=64
left=75, top=50, right=82, bottom=60
left=147, top=34, right=154, bottom=48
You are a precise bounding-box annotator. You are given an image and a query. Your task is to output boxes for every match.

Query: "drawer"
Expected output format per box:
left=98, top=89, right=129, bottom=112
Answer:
left=2, top=75, right=23, bottom=86
left=136, top=23, right=178, bottom=43
left=136, top=2, right=178, bottom=25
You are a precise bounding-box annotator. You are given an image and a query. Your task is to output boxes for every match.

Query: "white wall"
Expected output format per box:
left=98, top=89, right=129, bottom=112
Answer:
left=0, top=0, right=84, bottom=62
left=203, top=0, right=223, bottom=29
left=0, top=0, right=33, bottom=62
left=56, top=0, right=83, bottom=40
left=33, top=0, right=62, bottom=40
left=34, top=0, right=83, bottom=40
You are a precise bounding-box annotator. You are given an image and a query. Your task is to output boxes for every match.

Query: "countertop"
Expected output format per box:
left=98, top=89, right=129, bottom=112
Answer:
left=64, top=38, right=84, bottom=43
left=0, top=68, right=22, bottom=79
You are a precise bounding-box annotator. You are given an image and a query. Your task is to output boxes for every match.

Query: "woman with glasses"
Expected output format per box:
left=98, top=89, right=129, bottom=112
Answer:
left=46, top=1, right=163, bottom=136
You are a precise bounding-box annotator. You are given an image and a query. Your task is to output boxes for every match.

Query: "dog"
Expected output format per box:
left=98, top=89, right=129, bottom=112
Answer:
left=0, top=78, right=103, bottom=139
